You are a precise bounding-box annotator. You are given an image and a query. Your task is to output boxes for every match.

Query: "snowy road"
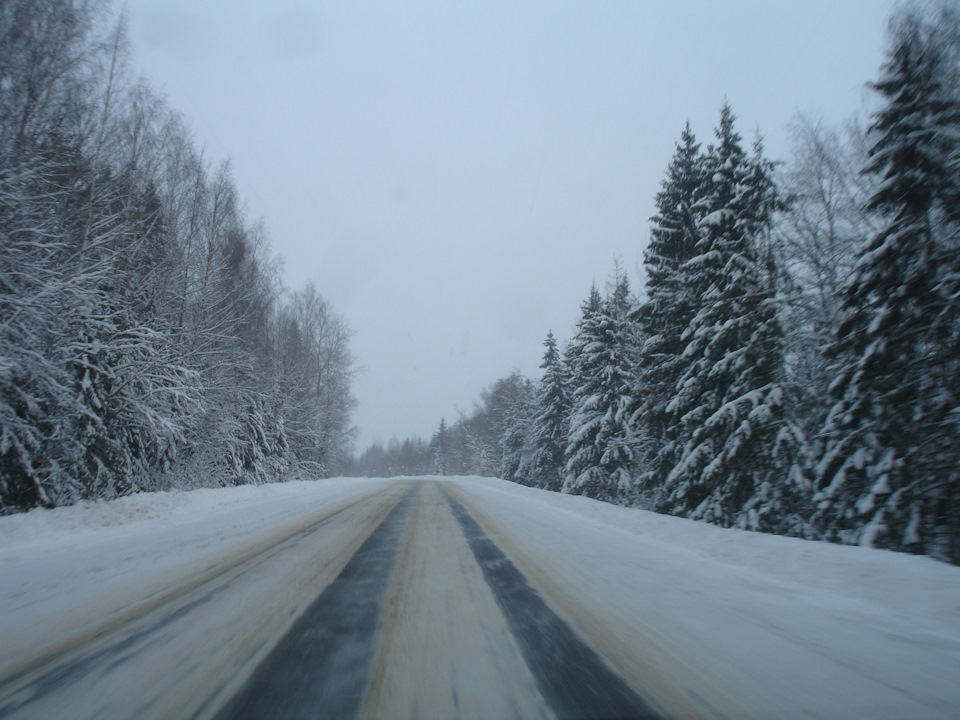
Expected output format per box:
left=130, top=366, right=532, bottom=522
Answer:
left=0, top=479, right=656, bottom=719
left=0, top=480, right=411, bottom=719
left=1, top=476, right=959, bottom=719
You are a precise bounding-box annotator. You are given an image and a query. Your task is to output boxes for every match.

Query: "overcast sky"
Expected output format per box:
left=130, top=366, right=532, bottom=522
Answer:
left=124, top=0, right=896, bottom=450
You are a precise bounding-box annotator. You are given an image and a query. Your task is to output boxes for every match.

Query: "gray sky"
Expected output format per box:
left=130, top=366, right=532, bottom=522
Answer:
left=125, top=0, right=896, bottom=450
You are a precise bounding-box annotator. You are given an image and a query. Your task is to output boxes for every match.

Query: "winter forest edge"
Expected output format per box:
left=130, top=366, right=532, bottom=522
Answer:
left=4, top=1, right=960, bottom=566
left=1, top=0, right=358, bottom=510
left=353, top=3, right=960, bottom=565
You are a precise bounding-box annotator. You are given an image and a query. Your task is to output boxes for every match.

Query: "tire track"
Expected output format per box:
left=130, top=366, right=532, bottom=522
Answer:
left=359, top=480, right=552, bottom=720
left=214, top=483, right=421, bottom=720
left=0, top=482, right=411, bottom=720
left=440, top=483, right=663, bottom=720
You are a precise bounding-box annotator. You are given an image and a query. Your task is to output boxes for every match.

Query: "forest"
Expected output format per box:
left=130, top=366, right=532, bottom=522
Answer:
left=352, top=3, right=960, bottom=564
left=4, top=1, right=960, bottom=566
left=0, top=0, right=357, bottom=511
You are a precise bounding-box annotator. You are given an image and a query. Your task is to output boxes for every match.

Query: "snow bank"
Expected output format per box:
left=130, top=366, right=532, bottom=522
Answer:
left=448, top=476, right=960, bottom=719
left=0, top=478, right=381, bottom=564
left=453, top=476, right=960, bottom=631
left=0, top=477, right=392, bottom=678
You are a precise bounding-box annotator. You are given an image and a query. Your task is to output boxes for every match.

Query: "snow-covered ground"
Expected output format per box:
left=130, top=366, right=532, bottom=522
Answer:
left=451, top=476, right=960, bottom=719
left=0, top=477, right=393, bottom=681
left=2, top=475, right=959, bottom=719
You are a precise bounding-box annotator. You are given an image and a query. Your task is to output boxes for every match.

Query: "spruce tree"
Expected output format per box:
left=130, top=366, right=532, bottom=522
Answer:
left=660, top=104, right=792, bottom=530
left=816, top=10, right=960, bottom=561
left=642, top=122, right=704, bottom=327
left=563, top=285, right=606, bottom=497
left=632, top=123, right=705, bottom=499
left=431, top=418, right=448, bottom=475
left=564, top=274, right=638, bottom=501
left=532, top=331, right=569, bottom=491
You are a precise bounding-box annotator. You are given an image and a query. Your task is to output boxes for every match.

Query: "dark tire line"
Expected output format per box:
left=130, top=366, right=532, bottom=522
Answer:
left=213, top=482, right=421, bottom=720
left=439, top=483, right=664, bottom=720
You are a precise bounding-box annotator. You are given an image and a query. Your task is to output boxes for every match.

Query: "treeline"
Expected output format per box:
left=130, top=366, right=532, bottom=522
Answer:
left=0, top=0, right=356, bottom=512
left=348, top=372, right=536, bottom=478
left=359, top=4, right=960, bottom=564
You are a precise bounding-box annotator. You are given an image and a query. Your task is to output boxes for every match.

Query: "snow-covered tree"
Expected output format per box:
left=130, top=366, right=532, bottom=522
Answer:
left=564, top=273, right=638, bottom=502
left=531, top=331, right=569, bottom=491
left=273, top=285, right=356, bottom=479
left=773, top=116, right=877, bottom=435
left=498, top=373, right=538, bottom=486
left=0, top=1, right=358, bottom=510
left=431, top=418, right=449, bottom=475
left=346, top=436, right=432, bottom=477
left=562, top=287, right=604, bottom=496
left=815, top=6, right=960, bottom=561
left=631, top=123, right=705, bottom=500
left=660, top=104, right=800, bottom=531
left=0, top=31, right=197, bottom=509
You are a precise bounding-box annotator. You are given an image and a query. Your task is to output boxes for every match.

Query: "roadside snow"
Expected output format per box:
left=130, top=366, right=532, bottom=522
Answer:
left=2, top=475, right=958, bottom=719
left=453, top=477, right=960, bottom=632
left=449, top=476, right=960, bottom=719
left=0, top=478, right=384, bottom=564
left=0, top=477, right=392, bottom=678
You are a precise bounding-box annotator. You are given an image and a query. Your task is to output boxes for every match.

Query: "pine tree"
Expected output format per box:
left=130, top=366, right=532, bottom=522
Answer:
left=532, top=331, right=569, bottom=491
left=563, top=286, right=605, bottom=496
left=564, top=273, right=638, bottom=501
left=498, top=374, right=538, bottom=486
left=816, top=9, right=960, bottom=561
left=431, top=418, right=448, bottom=475
left=632, top=123, right=705, bottom=499
left=660, top=104, right=795, bottom=531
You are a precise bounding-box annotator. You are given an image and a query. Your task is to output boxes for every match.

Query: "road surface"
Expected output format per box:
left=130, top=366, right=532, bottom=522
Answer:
left=0, top=480, right=662, bottom=719
left=2, top=476, right=959, bottom=720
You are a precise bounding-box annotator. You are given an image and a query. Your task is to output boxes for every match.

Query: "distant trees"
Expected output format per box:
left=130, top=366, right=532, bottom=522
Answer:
left=346, top=436, right=432, bottom=477
left=0, top=0, right=357, bottom=513
left=343, top=1, right=960, bottom=564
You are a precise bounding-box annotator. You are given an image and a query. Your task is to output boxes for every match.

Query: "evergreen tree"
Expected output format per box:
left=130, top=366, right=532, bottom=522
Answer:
left=431, top=418, right=448, bottom=475
left=660, top=104, right=796, bottom=531
left=599, top=270, right=641, bottom=498
left=631, top=123, right=705, bottom=500
left=563, top=286, right=605, bottom=496
left=816, top=9, right=960, bottom=561
left=564, top=273, right=638, bottom=501
left=498, top=374, right=538, bottom=486
left=642, top=122, right=704, bottom=326
left=532, top=331, right=569, bottom=491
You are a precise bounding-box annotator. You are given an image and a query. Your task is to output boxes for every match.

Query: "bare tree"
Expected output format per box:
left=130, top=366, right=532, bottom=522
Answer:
left=772, top=116, right=878, bottom=429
